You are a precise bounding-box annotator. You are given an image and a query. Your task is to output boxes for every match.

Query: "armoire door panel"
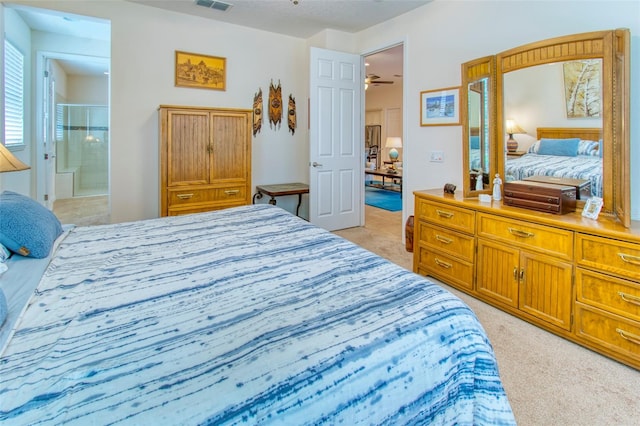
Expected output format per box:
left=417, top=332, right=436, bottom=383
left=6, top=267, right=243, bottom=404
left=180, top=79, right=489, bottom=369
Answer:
left=210, top=114, right=250, bottom=181
left=167, top=111, right=210, bottom=186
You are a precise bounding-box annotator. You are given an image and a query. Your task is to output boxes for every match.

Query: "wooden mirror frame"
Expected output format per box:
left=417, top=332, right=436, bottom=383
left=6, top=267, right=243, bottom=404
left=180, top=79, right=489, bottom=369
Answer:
left=494, top=29, right=631, bottom=227
left=461, top=56, right=496, bottom=198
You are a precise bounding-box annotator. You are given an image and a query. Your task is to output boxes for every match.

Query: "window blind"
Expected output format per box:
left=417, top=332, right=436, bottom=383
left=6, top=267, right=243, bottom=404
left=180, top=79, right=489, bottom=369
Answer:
left=4, top=40, right=24, bottom=147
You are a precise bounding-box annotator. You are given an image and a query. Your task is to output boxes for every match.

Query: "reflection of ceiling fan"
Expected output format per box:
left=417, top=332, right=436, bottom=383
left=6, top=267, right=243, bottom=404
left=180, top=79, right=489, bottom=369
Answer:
left=365, top=74, right=394, bottom=87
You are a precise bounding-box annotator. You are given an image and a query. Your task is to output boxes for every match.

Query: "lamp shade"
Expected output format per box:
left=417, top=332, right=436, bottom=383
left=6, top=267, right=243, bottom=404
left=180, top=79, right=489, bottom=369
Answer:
left=505, top=119, right=525, bottom=135
left=0, top=143, right=30, bottom=173
left=385, top=137, right=402, bottom=161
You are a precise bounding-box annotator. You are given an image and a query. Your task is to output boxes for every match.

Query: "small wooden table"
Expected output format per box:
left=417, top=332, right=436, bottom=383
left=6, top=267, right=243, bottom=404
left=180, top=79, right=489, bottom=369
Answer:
left=365, top=169, right=402, bottom=193
left=252, top=182, right=309, bottom=217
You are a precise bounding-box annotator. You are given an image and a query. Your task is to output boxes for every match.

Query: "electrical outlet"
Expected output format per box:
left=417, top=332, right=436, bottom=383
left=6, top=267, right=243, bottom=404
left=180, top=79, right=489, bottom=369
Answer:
left=430, top=151, right=444, bottom=162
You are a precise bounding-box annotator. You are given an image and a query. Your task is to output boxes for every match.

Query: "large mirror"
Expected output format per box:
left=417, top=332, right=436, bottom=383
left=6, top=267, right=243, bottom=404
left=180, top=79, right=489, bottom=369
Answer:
left=462, top=29, right=630, bottom=226
left=462, top=56, right=495, bottom=197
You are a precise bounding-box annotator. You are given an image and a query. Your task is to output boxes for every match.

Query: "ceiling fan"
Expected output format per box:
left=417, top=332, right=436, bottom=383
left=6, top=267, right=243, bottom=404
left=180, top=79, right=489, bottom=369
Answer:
left=365, top=74, right=394, bottom=87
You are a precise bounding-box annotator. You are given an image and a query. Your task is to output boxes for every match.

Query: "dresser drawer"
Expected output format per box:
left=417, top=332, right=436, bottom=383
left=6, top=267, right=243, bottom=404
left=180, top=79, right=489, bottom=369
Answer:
left=575, top=303, right=640, bottom=365
left=168, top=185, right=246, bottom=206
left=575, top=234, right=640, bottom=281
left=576, top=269, right=640, bottom=322
left=418, top=248, right=474, bottom=291
left=416, top=199, right=475, bottom=234
left=477, top=213, right=573, bottom=260
left=418, top=222, right=475, bottom=263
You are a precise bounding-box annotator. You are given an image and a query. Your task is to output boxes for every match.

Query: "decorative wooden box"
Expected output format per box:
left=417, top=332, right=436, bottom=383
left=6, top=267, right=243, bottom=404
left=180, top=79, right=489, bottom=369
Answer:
left=503, top=180, right=577, bottom=214
left=522, top=176, right=591, bottom=200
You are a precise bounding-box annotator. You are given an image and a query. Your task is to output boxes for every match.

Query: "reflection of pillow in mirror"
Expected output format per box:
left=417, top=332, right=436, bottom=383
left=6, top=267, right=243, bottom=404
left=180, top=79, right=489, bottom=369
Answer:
left=527, top=141, right=540, bottom=154
left=577, top=139, right=600, bottom=156
left=537, top=138, right=580, bottom=157
left=470, top=136, right=480, bottom=149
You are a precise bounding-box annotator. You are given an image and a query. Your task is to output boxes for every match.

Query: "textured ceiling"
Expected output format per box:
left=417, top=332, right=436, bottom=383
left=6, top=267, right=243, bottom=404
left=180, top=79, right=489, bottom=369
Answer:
left=7, top=0, right=414, bottom=79
left=127, top=0, right=430, bottom=39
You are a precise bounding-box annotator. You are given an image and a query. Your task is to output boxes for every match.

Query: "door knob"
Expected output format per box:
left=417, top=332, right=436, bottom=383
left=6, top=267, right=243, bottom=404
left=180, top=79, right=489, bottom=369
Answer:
left=311, top=162, right=323, bottom=167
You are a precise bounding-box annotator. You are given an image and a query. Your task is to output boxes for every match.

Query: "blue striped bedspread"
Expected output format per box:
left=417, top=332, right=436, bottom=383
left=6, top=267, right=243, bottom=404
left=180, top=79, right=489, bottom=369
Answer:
left=505, top=153, right=602, bottom=197
left=0, top=204, right=515, bottom=425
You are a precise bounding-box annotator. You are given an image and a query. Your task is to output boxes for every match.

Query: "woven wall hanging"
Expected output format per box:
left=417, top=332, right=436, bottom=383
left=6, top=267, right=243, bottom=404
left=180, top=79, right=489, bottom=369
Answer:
left=252, top=88, right=263, bottom=136
left=288, top=94, right=297, bottom=135
left=269, top=79, right=282, bottom=129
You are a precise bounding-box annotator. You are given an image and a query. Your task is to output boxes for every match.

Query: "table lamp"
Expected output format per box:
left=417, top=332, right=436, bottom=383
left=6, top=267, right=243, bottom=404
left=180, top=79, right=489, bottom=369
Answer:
left=385, top=136, right=402, bottom=161
left=0, top=143, right=30, bottom=173
left=505, top=119, right=525, bottom=153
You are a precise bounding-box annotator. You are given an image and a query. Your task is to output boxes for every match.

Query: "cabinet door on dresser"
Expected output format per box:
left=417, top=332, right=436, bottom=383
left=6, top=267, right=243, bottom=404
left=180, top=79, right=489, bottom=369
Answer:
left=476, top=213, right=574, bottom=330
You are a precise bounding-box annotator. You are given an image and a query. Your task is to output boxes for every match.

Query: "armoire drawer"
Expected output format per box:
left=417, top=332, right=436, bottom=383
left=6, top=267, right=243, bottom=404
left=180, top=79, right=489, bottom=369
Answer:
left=168, top=186, right=247, bottom=206
left=576, top=268, right=640, bottom=322
left=418, top=248, right=474, bottom=291
left=477, top=213, right=573, bottom=260
left=416, top=199, right=475, bottom=234
left=418, top=222, right=475, bottom=263
left=575, top=234, right=640, bottom=281
left=575, top=303, right=640, bottom=365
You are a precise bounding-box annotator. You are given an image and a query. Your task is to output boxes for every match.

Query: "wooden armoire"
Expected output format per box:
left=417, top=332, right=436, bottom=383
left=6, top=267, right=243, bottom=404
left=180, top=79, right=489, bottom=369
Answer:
left=159, top=105, right=252, bottom=216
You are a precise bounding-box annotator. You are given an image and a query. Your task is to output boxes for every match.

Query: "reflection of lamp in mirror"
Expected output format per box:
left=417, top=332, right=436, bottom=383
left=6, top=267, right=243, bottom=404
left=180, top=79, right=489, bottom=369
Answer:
left=385, top=136, right=402, bottom=161
left=505, top=119, right=525, bottom=153
left=0, top=143, right=30, bottom=173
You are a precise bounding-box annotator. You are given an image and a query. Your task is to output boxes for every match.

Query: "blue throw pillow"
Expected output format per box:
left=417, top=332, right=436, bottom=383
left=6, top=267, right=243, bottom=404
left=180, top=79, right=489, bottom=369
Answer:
left=537, top=138, right=580, bottom=157
left=470, top=136, right=480, bottom=149
left=0, top=191, right=63, bottom=258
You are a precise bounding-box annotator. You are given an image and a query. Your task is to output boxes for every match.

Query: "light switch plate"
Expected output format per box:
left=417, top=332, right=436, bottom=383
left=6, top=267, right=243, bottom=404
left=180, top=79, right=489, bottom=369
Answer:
left=430, top=151, right=444, bottom=162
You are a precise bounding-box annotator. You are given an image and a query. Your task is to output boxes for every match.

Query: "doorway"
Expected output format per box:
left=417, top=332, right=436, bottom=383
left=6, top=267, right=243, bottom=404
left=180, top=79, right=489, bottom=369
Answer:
left=8, top=5, right=111, bottom=224
left=363, top=44, right=404, bottom=224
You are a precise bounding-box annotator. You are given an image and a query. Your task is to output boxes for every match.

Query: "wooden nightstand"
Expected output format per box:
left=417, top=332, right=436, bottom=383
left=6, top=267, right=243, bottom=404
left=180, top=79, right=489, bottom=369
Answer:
left=507, top=151, right=527, bottom=158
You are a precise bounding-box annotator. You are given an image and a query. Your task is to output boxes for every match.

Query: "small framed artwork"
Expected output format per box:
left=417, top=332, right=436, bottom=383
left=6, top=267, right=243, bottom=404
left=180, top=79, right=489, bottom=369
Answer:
left=582, top=196, right=603, bottom=219
left=175, top=51, right=226, bottom=91
left=420, top=86, right=460, bottom=126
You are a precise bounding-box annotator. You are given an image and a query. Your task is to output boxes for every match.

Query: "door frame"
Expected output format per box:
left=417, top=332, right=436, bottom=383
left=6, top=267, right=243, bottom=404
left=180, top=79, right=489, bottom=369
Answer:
left=361, top=39, right=407, bottom=228
left=35, top=51, right=110, bottom=206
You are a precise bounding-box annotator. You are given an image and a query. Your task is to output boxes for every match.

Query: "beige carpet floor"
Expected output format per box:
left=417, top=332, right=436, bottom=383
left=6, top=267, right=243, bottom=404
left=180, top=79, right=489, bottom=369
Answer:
left=54, top=198, right=640, bottom=424
left=336, top=206, right=640, bottom=426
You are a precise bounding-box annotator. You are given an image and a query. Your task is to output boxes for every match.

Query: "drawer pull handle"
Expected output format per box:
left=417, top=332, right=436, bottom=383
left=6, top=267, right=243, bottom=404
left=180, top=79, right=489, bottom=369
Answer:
left=616, top=328, right=640, bottom=346
left=435, top=234, right=453, bottom=244
left=224, top=190, right=240, bottom=195
left=618, top=291, right=640, bottom=307
left=513, top=267, right=518, bottom=280
left=508, top=227, right=535, bottom=238
left=434, top=258, right=452, bottom=269
left=618, top=253, right=640, bottom=266
left=176, top=193, right=194, bottom=200
left=436, top=210, right=454, bottom=219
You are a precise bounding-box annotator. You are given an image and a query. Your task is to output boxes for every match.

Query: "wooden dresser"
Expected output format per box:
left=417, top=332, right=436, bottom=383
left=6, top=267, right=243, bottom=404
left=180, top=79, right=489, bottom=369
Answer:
left=159, top=105, right=252, bottom=216
left=414, top=189, right=640, bottom=370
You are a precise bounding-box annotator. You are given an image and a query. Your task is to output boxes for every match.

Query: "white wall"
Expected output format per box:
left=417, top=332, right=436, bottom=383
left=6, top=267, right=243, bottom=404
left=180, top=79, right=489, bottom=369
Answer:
left=355, top=0, right=640, bottom=222
left=0, top=6, right=32, bottom=195
left=4, top=0, right=639, bottom=223
left=6, top=0, right=310, bottom=222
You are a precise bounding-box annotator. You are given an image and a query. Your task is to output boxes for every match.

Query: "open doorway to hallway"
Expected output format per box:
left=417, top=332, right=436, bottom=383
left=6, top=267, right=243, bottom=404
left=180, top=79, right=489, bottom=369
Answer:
left=364, top=44, right=404, bottom=222
left=6, top=4, right=111, bottom=225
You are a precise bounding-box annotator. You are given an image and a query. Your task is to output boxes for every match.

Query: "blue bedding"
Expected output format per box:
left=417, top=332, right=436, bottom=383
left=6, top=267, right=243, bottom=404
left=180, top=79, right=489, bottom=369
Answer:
left=505, top=153, right=602, bottom=197
left=0, top=204, right=514, bottom=425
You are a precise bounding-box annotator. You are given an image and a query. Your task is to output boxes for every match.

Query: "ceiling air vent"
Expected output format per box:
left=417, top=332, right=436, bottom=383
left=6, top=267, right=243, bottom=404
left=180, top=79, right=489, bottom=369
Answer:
left=195, top=0, right=233, bottom=12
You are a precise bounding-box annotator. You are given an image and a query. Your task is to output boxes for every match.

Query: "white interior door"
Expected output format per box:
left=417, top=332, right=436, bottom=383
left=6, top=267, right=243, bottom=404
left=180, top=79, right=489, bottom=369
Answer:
left=309, top=47, right=363, bottom=231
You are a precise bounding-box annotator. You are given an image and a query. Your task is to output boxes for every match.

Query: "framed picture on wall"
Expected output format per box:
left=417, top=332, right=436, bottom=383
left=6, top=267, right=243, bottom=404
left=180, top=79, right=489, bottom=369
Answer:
left=420, top=87, right=460, bottom=126
left=175, top=51, right=226, bottom=91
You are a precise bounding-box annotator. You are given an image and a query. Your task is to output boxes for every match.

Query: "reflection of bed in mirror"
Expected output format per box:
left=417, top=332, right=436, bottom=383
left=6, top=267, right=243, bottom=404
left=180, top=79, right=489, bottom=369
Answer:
left=504, top=127, right=602, bottom=197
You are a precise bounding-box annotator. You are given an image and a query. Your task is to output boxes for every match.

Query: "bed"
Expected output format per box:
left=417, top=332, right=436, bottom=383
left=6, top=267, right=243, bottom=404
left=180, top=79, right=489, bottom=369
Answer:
left=0, top=193, right=515, bottom=425
left=505, top=127, right=602, bottom=197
